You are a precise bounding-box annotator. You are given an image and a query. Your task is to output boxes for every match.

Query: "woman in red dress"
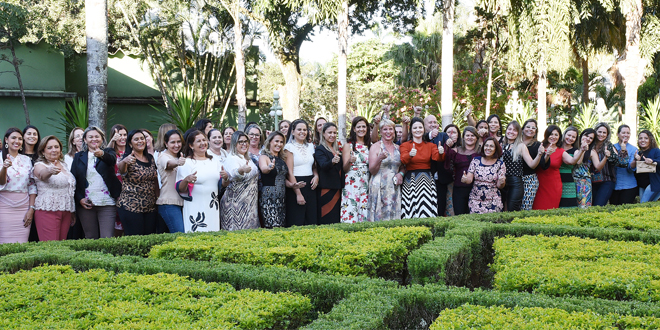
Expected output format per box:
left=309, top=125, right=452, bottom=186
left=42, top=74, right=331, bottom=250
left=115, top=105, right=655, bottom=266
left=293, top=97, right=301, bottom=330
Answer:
left=533, top=125, right=584, bottom=210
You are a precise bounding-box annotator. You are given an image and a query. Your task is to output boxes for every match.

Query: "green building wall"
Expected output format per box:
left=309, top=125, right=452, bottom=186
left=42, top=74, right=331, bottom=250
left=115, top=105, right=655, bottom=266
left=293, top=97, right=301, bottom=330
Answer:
left=1, top=42, right=262, bottom=144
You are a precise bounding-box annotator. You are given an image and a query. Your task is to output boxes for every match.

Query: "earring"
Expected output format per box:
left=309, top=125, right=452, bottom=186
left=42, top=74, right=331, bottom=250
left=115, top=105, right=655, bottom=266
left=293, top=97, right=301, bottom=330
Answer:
left=3, top=144, right=6, bottom=149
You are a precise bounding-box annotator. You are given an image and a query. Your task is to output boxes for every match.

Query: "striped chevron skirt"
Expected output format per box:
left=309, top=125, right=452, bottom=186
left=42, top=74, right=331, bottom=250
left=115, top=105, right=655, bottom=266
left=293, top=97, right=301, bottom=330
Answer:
left=401, top=170, right=438, bottom=219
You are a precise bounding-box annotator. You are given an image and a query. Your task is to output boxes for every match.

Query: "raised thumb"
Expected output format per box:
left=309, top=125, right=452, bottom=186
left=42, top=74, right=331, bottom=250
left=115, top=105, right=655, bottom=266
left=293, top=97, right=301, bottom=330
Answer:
left=412, top=143, right=416, bottom=149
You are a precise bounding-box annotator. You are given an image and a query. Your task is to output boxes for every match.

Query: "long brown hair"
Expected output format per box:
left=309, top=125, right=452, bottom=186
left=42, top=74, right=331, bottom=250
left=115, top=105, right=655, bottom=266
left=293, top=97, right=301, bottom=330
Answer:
left=347, top=116, right=371, bottom=151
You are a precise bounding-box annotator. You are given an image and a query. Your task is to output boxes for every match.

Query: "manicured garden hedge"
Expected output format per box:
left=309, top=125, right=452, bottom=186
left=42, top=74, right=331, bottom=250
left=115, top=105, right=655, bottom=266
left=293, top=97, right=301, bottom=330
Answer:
left=492, top=234, right=660, bottom=302
left=428, top=304, right=660, bottom=329
left=149, top=226, right=432, bottom=279
left=1, top=202, right=660, bottom=329
left=0, top=265, right=311, bottom=329
left=513, top=205, right=660, bottom=231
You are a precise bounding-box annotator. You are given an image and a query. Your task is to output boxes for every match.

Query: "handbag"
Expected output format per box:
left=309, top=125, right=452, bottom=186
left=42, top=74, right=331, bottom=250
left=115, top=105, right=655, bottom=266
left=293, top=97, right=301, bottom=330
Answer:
left=637, top=162, right=657, bottom=174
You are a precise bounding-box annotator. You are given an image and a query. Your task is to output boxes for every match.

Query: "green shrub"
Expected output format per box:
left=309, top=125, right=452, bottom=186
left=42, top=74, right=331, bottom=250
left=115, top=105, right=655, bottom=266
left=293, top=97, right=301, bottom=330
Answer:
left=492, top=235, right=660, bottom=302
left=0, top=265, right=311, bottom=329
left=149, top=226, right=432, bottom=279
left=513, top=206, right=660, bottom=231
left=428, top=304, right=660, bottom=329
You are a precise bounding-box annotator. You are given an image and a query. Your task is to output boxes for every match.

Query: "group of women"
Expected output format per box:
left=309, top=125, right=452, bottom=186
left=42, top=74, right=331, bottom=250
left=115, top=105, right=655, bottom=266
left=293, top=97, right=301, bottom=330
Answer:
left=1, top=111, right=659, bottom=243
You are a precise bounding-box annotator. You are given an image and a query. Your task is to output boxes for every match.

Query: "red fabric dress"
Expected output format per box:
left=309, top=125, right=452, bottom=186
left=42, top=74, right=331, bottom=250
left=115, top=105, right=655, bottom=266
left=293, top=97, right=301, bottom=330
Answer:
left=532, top=148, right=564, bottom=210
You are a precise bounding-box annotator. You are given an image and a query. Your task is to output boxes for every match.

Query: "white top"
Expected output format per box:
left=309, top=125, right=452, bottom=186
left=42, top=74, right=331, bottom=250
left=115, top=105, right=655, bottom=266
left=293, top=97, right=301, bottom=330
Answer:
left=284, top=142, right=315, bottom=176
left=176, top=158, right=222, bottom=233
left=0, top=153, right=37, bottom=194
left=33, top=162, right=76, bottom=212
left=85, top=152, right=115, bottom=206
left=224, top=154, right=259, bottom=181
left=64, top=154, right=74, bottom=171
left=208, top=148, right=228, bottom=169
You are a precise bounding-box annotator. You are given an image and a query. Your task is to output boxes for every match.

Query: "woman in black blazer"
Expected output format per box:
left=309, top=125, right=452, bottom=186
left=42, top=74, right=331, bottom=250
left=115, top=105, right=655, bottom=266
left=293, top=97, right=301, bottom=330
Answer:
left=70, top=126, right=121, bottom=239
left=314, top=122, right=344, bottom=225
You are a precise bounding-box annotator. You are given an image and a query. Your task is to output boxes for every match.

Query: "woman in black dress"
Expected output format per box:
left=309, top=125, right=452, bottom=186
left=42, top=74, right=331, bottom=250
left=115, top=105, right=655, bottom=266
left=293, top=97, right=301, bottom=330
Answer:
left=258, top=131, right=292, bottom=228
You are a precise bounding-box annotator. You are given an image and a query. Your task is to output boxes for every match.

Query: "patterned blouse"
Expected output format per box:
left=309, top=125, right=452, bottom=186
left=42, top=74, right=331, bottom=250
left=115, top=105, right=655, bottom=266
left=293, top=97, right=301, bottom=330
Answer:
left=117, top=158, right=158, bottom=213
left=0, top=153, right=37, bottom=194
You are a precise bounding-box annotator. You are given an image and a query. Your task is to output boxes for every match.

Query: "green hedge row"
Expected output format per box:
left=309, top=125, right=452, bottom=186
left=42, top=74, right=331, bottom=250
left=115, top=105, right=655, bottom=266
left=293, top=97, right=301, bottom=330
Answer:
left=0, top=265, right=311, bottom=329
left=149, top=226, right=432, bottom=280
left=492, top=234, right=660, bottom=302
left=428, top=304, right=660, bottom=329
left=513, top=205, right=660, bottom=231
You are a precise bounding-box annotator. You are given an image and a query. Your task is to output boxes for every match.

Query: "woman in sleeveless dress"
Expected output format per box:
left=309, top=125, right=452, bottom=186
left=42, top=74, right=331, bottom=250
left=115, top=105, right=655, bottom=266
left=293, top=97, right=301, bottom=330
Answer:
left=341, top=116, right=371, bottom=223
left=367, top=119, right=404, bottom=222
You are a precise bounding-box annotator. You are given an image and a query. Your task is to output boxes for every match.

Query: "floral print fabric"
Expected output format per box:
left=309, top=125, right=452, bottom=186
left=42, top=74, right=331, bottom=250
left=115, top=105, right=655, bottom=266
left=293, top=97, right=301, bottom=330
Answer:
left=341, top=143, right=370, bottom=223
left=467, top=157, right=506, bottom=214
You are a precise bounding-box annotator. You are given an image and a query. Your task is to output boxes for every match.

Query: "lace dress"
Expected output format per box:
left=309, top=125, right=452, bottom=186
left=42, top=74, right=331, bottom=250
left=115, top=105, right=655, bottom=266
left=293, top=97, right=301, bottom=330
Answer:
left=260, top=155, right=288, bottom=228
left=367, top=142, right=401, bottom=221
left=341, top=143, right=370, bottom=223
left=33, top=162, right=76, bottom=212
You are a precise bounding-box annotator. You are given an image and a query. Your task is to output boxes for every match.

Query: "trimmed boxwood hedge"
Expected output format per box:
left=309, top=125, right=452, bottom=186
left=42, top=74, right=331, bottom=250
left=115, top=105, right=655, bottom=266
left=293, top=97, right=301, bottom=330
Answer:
left=428, top=304, right=660, bottom=329
left=1, top=202, right=659, bottom=329
left=149, top=226, right=432, bottom=280
left=0, top=265, right=312, bottom=329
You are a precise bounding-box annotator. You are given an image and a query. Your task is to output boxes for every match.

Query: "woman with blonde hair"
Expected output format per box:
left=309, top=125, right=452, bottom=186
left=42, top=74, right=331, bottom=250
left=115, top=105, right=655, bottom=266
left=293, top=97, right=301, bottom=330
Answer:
left=64, top=127, right=84, bottom=171
left=259, top=131, right=292, bottom=228
left=367, top=119, right=403, bottom=221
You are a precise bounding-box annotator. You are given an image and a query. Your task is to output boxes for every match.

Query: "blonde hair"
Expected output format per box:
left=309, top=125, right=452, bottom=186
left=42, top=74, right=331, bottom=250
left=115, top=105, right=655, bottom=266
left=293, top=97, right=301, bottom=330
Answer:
left=155, top=123, right=177, bottom=152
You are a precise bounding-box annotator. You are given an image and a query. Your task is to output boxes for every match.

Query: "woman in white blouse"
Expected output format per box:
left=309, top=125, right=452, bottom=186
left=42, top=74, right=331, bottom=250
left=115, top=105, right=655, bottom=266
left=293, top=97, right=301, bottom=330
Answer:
left=0, top=127, right=37, bottom=244
left=220, top=131, right=260, bottom=231
left=32, top=136, right=76, bottom=241
left=283, top=119, right=318, bottom=226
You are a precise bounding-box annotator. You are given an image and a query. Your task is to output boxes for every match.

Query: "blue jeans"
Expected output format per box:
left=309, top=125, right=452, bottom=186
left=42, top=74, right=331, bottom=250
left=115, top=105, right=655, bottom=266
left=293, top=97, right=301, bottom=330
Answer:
left=640, top=186, right=660, bottom=203
left=158, top=205, right=184, bottom=233
left=592, top=181, right=615, bottom=206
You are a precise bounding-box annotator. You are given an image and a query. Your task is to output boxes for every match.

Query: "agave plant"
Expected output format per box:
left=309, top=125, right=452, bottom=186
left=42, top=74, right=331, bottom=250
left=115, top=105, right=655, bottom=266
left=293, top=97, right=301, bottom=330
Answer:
left=572, top=103, right=599, bottom=132
left=48, top=97, right=89, bottom=143
left=640, top=95, right=660, bottom=139
left=151, top=88, right=210, bottom=133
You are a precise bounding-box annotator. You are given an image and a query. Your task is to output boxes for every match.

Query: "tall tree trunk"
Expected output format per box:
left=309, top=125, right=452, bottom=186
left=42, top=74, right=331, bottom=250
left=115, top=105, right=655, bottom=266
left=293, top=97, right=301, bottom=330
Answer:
left=582, top=57, right=589, bottom=104
left=440, top=0, right=454, bottom=129
left=9, top=39, right=29, bottom=124
left=233, top=10, right=247, bottom=131
left=621, top=0, right=643, bottom=144
left=277, top=59, right=301, bottom=120
left=537, top=59, right=548, bottom=134
left=485, top=58, right=493, bottom=119
left=337, top=1, right=348, bottom=142
left=86, top=0, right=108, bottom=131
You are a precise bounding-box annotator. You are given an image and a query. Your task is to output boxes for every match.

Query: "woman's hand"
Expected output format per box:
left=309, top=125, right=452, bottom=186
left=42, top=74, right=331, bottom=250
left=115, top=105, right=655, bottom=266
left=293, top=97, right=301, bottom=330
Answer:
left=296, top=194, right=306, bottom=205
left=605, top=148, right=611, bottom=157
left=185, top=171, right=198, bottom=184
left=497, top=175, right=506, bottom=189
left=635, top=151, right=642, bottom=161
left=93, top=149, right=104, bottom=158
left=79, top=198, right=93, bottom=210
left=2, top=158, right=11, bottom=168
left=48, top=164, right=61, bottom=176
left=645, top=157, right=654, bottom=164
left=177, top=157, right=186, bottom=167
left=349, top=151, right=357, bottom=163
left=437, top=143, right=444, bottom=154
left=460, top=171, right=469, bottom=184
left=70, top=213, right=76, bottom=226
left=311, top=175, right=319, bottom=190
left=220, top=166, right=229, bottom=181
left=538, top=145, right=546, bottom=155
left=409, top=143, right=417, bottom=157
left=446, top=138, right=454, bottom=148
left=23, top=208, right=34, bottom=228
left=395, top=173, right=403, bottom=185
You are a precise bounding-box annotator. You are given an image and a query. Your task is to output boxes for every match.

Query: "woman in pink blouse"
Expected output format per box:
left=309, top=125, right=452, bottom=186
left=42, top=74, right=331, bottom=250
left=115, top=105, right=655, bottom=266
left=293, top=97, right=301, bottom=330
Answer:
left=0, top=128, right=37, bottom=244
left=32, top=136, right=76, bottom=241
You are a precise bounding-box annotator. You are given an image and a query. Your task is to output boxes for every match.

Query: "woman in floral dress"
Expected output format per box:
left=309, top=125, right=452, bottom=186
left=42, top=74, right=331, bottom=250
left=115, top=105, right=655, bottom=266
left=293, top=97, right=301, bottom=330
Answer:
left=341, top=116, right=371, bottom=223
left=461, top=137, right=506, bottom=214
left=367, top=119, right=404, bottom=221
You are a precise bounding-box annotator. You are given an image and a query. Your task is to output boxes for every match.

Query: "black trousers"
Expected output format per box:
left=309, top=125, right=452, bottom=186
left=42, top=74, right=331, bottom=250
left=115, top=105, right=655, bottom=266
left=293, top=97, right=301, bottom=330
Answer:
left=503, top=176, right=524, bottom=212
left=609, top=187, right=638, bottom=205
left=453, top=185, right=473, bottom=215
left=285, top=175, right=318, bottom=227
left=118, top=207, right=157, bottom=236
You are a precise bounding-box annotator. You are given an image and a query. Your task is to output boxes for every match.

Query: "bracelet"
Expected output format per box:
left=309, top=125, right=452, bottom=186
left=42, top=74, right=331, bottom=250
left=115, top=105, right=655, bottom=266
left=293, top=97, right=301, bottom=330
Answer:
left=398, top=171, right=404, bottom=177
left=29, top=205, right=35, bottom=210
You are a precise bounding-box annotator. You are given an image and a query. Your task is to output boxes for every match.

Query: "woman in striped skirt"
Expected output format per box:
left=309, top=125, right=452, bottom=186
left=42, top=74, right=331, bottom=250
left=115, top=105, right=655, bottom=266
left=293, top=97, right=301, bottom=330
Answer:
left=399, top=117, right=445, bottom=219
